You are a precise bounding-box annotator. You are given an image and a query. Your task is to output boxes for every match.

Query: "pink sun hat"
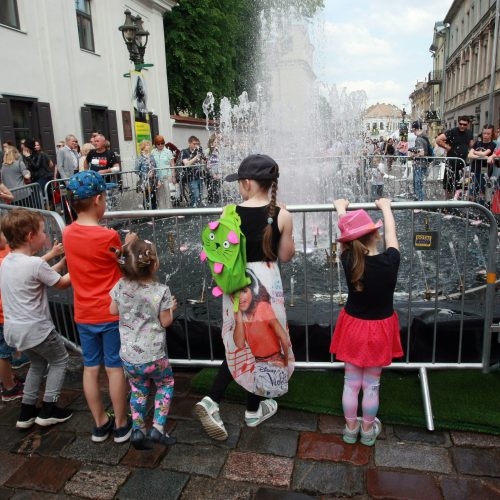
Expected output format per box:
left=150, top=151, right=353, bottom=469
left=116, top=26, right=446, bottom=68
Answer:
left=337, top=209, right=383, bottom=243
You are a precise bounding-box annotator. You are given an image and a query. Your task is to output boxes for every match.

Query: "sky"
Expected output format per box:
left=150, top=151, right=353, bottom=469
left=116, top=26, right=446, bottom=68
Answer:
left=313, top=0, right=453, bottom=109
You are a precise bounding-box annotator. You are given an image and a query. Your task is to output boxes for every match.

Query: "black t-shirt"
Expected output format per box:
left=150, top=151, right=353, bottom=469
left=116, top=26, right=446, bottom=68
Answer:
left=445, top=127, right=473, bottom=160
left=236, top=205, right=281, bottom=262
left=342, top=247, right=400, bottom=320
left=86, top=149, right=119, bottom=172
left=180, top=148, right=203, bottom=181
left=385, top=144, right=395, bottom=155
left=24, top=152, right=52, bottom=180
left=470, top=140, right=495, bottom=174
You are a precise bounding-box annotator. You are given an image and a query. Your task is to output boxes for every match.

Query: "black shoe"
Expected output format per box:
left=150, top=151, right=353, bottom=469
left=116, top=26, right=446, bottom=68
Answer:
left=35, top=402, right=73, bottom=426
left=1, top=379, right=24, bottom=402
left=130, top=429, right=153, bottom=450
left=147, top=426, right=176, bottom=445
left=16, top=403, right=38, bottom=429
left=91, top=415, right=115, bottom=443
left=114, top=417, right=132, bottom=443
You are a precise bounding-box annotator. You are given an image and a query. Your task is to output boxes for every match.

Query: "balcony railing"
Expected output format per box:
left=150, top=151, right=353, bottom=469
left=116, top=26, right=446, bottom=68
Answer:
left=428, top=70, right=443, bottom=84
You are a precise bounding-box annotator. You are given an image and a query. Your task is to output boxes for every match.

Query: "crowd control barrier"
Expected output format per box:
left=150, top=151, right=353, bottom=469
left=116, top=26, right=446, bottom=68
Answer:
left=0, top=201, right=497, bottom=430
left=9, top=183, right=45, bottom=209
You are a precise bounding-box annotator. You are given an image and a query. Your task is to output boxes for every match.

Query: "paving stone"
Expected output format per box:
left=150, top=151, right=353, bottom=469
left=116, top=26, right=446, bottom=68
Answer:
left=298, top=432, right=370, bottom=465
left=172, top=373, right=193, bottom=397
left=180, top=476, right=256, bottom=500
left=56, top=389, right=81, bottom=409
left=0, top=403, right=22, bottom=427
left=168, top=395, right=199, bottom=420
left=238, top=427, right=299, bottom=458
left=0, top=486, right=13, bottom=498
left=254, top=487, right=315, bottom=499
left=450, top=431, right=500, bottom=448
left=5, top=456, right=80, bottom=493
left=367, top=468, right=442, bottom=500
left=375, top=441, right=452, bottom=473
left=0, top=451, right=27, bottom=485
left=393, top=425, right=447, bottom=445
left=64, top=463, right=130, bottom=499
left=262, top=408, right=317, bottom=432
left=440, top=476, right=500, bottom=499
left=56, top=411, right=94, bottom=434
left=161, top=443, right=227, bottom=478
left=121, top=442, right=168, bottom=468
left=10, top=490, right=73, bottom=499
left=60, top=435, right=129, bottom=465
left=222, top=451, right=294, bottom=487
left=292, top=459, right=365, bottom=496
left=14, top=429, right=74, bottom=457
left=0, top=427, right=28, bottom=452
left=117, top=469, right=188, bottom=500
left=219, top=402, right=246, bottom=426
left=318, top=415, right=345, bottom=435
left=173, top=419, right=240, bottom=448
left=452, top=447, right=500, bottom=477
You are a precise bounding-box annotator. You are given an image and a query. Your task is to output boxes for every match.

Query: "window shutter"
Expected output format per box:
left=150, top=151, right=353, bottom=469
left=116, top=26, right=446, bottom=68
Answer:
left=150, top=113, right=159, bottom=141
left=0, top=98, right=15, bottom=145
left=106, top=109, right=120, bottom=156
left=81, top=106, right=93, bottom=143
left=36, top=102, right=56, bottom=162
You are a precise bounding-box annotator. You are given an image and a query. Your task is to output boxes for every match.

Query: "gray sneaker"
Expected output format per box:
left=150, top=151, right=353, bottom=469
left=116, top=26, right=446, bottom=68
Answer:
left=360, top=418, right=382, bottom=446
left=244, top=399, right=278, bottom=427
left=342, top=417, right=361, bottom=444
left=194, top=396, right=228, bottom=441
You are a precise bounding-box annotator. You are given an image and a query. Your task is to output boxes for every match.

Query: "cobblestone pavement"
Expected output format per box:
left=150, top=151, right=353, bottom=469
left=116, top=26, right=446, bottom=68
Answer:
left=0, top=356, right=500, bottom=499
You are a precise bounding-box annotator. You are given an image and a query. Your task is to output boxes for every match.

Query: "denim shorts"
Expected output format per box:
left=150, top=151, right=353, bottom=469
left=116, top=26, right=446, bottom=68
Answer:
left=76, top=321, right=122, bottom=368
left=0, top=324, right=16, bottom=360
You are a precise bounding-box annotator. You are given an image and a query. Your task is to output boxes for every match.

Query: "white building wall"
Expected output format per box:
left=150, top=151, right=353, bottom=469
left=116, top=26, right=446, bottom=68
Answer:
left=0, top=0, right=175, bottom=169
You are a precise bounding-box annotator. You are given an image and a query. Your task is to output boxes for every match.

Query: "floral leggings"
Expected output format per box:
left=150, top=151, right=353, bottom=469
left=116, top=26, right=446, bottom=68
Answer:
left=123, top=357, right=174, bottom=431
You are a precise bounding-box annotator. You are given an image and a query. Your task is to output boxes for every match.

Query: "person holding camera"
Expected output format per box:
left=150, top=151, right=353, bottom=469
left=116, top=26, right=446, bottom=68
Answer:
left=180, top=136, right=206, bottom=207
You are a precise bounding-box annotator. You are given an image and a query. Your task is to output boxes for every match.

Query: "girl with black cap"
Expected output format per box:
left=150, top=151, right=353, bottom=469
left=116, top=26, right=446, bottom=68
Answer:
left=195, top=154, right=295, bottom=440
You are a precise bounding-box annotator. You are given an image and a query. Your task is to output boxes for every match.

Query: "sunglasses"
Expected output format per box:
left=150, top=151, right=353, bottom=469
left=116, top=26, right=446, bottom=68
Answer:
left=458, top=122, right=468, bottom=126
left=156, top=142, right=165, bottom=146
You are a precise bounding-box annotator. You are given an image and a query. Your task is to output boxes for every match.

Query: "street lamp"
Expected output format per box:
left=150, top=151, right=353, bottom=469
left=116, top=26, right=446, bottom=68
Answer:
left=118, top=9, right=150, bottom=69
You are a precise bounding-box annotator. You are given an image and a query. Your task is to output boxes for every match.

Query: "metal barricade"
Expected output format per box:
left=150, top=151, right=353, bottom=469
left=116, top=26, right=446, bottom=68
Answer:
left=0, top=203, right=81, bottom=353
left=363, top=155, right=468, bottom=202
left=100, top=201, right=498, bottom=430
left=9, top=183, right=45, bottom=209
left=1, top=200, right=497, bottom=429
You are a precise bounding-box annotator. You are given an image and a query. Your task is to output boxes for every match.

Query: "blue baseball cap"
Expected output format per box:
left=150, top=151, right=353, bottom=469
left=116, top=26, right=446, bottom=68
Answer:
left=67, top=171, right=117, bottom=200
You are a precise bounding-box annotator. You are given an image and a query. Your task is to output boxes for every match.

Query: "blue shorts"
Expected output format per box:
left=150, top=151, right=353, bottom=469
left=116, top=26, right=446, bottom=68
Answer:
left=0, top=324, right=16, bottom=360
left=77, top=321, right=122, bottom=368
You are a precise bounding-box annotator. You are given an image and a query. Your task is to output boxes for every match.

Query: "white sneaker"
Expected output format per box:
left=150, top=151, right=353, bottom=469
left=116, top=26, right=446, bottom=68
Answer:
left=244, top=399, right=278, bottom=427
left=194, top=396, right=228, bottom=441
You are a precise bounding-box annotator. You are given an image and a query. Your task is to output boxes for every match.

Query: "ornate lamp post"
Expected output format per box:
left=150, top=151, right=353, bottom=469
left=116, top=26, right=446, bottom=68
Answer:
left=118, top=9, right=151, bottom=71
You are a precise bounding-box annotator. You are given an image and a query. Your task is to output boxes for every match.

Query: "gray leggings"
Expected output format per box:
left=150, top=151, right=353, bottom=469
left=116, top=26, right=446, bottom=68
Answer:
left=22, top=330, right=69, bottom=405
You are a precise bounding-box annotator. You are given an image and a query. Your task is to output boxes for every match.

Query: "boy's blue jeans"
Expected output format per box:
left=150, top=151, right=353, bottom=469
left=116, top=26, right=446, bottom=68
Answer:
left=189, top=179, right=202, bottom=207
left=413, top=166, right=427, bottom=201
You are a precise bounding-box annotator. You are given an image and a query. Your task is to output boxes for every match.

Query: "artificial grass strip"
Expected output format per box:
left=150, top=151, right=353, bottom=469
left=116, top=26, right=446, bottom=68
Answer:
left=190, top=368, right=500, bottom=435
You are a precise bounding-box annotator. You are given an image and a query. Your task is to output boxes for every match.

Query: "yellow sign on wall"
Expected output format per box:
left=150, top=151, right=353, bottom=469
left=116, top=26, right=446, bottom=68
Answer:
left=135, top=121, right=151, bottom=154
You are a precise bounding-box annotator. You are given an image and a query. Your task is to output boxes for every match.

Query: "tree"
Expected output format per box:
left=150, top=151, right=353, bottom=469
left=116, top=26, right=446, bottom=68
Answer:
left=163, top=0, right=324, bottom=117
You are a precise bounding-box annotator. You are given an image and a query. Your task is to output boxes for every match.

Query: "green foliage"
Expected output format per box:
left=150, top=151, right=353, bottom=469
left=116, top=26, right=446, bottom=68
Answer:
left=163, top=0, right=324, bottom=117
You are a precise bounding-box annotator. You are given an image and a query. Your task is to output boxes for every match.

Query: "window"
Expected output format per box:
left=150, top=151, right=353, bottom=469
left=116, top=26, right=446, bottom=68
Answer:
left=10, top=100, right=35, bottom=147
left=380, top=122, right=384, bottom=130
left=76, top=0, right=94, bottom=52
left=0, top=0, right=20, bottom=29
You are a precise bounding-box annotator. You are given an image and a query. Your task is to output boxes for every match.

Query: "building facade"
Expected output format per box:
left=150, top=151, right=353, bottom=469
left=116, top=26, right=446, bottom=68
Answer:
left=441, top=0, right=499, bottom=134
left=362, top=103, right=403, bottom=138
left=0, top=0, right=176, bottom=168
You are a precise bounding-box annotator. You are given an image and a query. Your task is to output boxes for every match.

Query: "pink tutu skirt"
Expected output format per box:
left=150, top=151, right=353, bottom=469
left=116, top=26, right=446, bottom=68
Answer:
left=330, top=309, right=403, bottom=367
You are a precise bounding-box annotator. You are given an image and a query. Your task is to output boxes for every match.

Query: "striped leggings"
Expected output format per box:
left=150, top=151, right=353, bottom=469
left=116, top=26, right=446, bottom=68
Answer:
left=342, top=363, right=382, bottom=426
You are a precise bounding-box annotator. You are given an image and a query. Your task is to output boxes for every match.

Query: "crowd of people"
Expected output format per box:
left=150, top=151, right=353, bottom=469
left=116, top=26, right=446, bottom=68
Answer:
left=363, top=116, right=500, bottom=211
left=0, top=153, right=403, bottom=452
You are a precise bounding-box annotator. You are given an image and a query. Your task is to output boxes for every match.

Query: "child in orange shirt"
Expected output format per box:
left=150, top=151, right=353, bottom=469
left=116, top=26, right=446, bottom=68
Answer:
left=63, top=171, right=134, bottom=443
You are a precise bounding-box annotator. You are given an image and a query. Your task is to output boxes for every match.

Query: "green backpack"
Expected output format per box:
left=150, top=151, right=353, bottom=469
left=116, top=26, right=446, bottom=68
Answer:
left=200, top=204, right=250, bottom=311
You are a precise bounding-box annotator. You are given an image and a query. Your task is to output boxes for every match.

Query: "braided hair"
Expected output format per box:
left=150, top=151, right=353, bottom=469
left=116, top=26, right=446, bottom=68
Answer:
left=256, top=166, right=279, bottom=261
left=110, top=238, right=158, bottom=281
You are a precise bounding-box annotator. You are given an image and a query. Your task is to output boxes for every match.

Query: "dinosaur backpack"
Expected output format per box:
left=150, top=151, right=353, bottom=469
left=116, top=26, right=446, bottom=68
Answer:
left=200, top=204, right=250, bottom=311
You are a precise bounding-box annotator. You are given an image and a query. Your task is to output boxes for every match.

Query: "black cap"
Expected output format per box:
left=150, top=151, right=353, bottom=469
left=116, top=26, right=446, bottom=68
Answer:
left=411, top=121, right=422, bottom=130
left=225, top=154, right=279, bottom=182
